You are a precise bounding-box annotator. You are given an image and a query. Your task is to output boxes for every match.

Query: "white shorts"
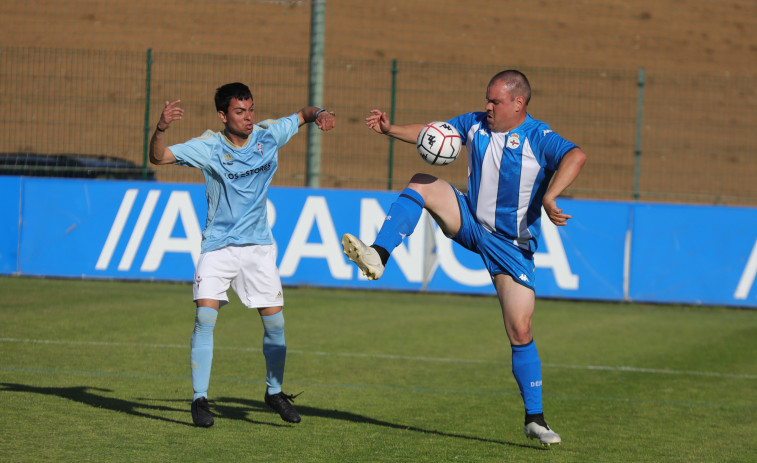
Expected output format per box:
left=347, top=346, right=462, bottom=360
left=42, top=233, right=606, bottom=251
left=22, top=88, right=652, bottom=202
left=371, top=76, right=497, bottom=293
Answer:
left=193, top=244, right=284, bottom=309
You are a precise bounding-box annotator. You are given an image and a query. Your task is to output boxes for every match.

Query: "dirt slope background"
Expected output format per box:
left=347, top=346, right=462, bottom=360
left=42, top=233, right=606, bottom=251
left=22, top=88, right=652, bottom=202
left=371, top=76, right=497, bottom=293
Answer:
left=3, top=0, right=755, bottom=74
left=1, top=1, right=756, bottom=203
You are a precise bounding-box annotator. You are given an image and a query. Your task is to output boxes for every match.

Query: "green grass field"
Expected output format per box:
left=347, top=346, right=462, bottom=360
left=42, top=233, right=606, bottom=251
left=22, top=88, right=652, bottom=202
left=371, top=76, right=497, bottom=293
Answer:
left=1, top=276, right=755, bottom=462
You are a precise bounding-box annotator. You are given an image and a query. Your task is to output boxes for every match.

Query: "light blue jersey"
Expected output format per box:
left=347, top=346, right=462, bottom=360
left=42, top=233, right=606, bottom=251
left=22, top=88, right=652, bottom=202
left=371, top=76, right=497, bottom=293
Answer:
left=169, top=114, right=299, bottom=253
left=447, top=112, right=577, bottom=253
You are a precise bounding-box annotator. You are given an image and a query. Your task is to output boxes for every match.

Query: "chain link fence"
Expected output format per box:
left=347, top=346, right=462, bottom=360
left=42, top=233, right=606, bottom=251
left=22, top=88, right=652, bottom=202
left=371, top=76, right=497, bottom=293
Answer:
left=1, top=47, right=755, bottom=205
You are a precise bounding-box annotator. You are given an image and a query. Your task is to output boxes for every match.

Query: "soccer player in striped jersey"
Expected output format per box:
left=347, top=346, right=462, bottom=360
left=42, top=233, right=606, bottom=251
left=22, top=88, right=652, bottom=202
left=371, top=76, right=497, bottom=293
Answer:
left=342, top=70, right=586, bottom=446
left=150, top=82, right=336, bottom=427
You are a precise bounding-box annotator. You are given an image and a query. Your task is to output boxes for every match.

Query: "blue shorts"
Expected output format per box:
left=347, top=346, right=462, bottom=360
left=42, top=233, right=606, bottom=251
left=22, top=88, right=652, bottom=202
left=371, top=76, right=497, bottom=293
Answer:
left=450, top=187, right=536, bottom=290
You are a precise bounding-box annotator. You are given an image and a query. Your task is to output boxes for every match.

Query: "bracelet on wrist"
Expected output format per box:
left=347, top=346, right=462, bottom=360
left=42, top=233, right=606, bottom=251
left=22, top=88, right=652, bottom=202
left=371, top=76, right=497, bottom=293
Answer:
left=315, top=109, right=327, bottom=118
left=156, top=125, right=166, bottom=132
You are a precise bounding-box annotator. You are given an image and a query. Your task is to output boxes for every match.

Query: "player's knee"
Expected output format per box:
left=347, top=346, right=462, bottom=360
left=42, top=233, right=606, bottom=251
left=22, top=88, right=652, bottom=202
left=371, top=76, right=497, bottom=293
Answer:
left=508, top=325, right=533, bottom=345
left=408, top=173, right=439, bottom=191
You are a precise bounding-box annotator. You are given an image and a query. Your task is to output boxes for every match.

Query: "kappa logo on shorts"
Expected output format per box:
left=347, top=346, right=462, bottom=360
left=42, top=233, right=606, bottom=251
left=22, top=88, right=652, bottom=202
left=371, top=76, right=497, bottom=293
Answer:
left=519, top=274, right=530, bottom=282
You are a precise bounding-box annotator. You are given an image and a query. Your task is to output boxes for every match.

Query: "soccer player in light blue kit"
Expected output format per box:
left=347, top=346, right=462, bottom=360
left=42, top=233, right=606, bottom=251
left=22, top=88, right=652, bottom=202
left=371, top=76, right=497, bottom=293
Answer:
left=149, top=82, right=336, bottom=427
left=342, top=70, right=586, bottom=446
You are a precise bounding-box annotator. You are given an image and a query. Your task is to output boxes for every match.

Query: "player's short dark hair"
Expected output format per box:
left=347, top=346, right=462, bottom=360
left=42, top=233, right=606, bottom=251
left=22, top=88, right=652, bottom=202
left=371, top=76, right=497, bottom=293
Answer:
left=488, top=70, right=531, bottom=105
left=215, top=82, right=253, bottom=113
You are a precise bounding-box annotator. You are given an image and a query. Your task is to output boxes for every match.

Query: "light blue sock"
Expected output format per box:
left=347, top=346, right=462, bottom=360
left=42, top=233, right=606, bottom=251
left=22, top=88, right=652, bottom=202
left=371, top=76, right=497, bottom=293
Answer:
left=261, top=311, right=287, bottom=395
left=511, top=340, right=543, bottom=415
left=374, top=187, right=425, bottom=252
left=190, top=306, right=217, bottom=401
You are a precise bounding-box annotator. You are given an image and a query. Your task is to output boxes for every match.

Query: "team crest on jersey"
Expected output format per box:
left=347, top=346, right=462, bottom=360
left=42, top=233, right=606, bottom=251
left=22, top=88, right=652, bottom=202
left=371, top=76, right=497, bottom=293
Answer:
left=507, top=133, right=521, bottom=149
left=222, top=153, right=234, bottom=165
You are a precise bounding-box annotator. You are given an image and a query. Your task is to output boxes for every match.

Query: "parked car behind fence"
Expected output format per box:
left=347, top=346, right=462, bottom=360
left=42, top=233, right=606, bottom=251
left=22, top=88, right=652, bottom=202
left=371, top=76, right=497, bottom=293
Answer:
left=0, top=153, right=155, bottom=180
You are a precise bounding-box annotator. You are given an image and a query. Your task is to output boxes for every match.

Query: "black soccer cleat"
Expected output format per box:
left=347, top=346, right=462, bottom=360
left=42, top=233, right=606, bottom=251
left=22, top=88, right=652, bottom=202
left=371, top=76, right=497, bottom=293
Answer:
left=191, top=397, right=215, bottom=427
left=264, top=391, right=302, bottom=423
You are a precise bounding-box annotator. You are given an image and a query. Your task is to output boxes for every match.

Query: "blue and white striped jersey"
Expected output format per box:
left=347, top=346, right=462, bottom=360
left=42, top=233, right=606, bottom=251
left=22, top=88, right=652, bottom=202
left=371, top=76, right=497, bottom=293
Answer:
left=168, top=114, right=299, bottom=253
left=447, top=112, right=577, bottom=252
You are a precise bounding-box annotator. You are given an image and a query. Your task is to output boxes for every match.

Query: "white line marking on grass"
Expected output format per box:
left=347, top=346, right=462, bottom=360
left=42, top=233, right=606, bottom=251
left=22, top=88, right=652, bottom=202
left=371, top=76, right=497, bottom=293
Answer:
left=2, top=337, right=756, bottom=380
left=541, top=363, right=757, bottom=380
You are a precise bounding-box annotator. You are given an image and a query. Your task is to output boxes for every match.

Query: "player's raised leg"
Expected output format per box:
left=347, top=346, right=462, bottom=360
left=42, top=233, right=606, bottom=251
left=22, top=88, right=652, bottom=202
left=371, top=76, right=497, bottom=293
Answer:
left=342, top=185, right=424, bottom=280
left=342, top=174, right=460, bottom=280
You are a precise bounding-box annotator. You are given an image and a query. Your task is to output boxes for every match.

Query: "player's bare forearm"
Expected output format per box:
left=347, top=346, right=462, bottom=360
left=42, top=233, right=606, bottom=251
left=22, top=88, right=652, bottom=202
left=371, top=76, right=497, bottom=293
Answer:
left=543, top=148, right=587, bottom=225
left=544, top=148, right=587, bottom=201
left=365, top=109, right=422, bottom=144
left=387, top=123, right=425, bottom=144
left=149, top=100, right=183, bottom=165
left=149, top=130, right=176, bottom=165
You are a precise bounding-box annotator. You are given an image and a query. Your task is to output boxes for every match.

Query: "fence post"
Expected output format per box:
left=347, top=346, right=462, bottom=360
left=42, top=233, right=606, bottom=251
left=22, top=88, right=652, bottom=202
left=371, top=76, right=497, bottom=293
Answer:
left=142, top=48, right=153, bottom=180
left=306, top=0, right=326, bottom=187
left=634, top=67, right=645, bottom=200
left=387, top=59, right=398, bottom=190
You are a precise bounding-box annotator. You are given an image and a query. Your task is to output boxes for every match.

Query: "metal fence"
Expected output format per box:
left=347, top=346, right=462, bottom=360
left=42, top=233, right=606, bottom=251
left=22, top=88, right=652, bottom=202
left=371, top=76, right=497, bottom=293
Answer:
left=1, top=47, right=755, bottom=205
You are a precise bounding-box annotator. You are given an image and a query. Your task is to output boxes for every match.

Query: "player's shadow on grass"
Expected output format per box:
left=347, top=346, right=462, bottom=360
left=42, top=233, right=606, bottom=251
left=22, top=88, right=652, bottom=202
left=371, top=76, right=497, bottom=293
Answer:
left=0, top=383, right=542, bottom=449
left=0, top=382, right=192, bottom=427
left=216, top=395, right=542, bottom=450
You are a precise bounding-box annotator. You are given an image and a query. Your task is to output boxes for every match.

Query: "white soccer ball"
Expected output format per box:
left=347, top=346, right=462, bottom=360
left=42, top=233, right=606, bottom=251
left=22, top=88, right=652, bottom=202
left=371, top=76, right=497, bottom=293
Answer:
left=416, top=121, right=462, bottom=166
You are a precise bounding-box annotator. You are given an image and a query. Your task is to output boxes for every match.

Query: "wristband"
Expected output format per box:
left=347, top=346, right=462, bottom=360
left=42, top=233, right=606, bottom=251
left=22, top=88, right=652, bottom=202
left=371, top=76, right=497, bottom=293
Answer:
left=156, top=125, right=166, bottom=132
left=315, top=109, right=327, bottom=118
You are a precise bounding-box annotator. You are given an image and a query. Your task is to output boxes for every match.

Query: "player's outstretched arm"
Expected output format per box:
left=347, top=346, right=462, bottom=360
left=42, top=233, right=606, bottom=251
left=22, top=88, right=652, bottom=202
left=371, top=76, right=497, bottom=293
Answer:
left=365, top=109, right=424, bottom=144
left=543, top=147, right=587, bottom=226
left=297, top=106, right=336, bottom=131
left=149, top=100, right=183, bottom=165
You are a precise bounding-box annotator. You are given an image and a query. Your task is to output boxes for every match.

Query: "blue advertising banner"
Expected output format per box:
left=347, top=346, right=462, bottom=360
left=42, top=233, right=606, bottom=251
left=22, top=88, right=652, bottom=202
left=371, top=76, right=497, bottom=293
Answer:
left=15, top=178, right=201, bottom=281
left=629, top=203, right=757, bottom=306
left=0, top=176, right=20, bottom=275
left=1, top=176, right=756, bottom=308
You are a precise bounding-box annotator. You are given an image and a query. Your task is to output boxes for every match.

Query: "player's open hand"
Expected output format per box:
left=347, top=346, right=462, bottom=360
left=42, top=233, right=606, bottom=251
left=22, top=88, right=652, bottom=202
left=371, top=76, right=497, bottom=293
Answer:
left=366, top=109, right=391, bottom=135
left=543, top=197, right=572, bottom=226
left=157, top=100, right=184, bottom=131
left=315, top=110, right=336, bottom=131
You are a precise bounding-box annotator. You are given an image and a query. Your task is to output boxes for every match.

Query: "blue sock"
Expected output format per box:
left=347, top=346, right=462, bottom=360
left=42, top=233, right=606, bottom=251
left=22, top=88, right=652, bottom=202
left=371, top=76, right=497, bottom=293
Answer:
left=511, top=340, right=543, bottom=415
left=190, top=307, right=217, bottom=401
left=261, top=311, right=287, bottom=395
left=374, top=188, right=425, bottom=253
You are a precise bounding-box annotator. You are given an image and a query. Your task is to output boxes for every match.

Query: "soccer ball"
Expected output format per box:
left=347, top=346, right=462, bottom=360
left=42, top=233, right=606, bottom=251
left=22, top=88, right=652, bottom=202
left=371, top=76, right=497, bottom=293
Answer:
left=416, top=121, right=462, bottom=166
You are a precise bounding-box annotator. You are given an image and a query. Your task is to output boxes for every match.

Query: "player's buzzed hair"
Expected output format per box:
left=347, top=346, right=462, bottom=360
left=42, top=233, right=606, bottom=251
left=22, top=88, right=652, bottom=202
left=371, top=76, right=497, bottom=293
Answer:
left=215, top=82, right=253, bottom=113
left=489, top=70, right=532, bottom=105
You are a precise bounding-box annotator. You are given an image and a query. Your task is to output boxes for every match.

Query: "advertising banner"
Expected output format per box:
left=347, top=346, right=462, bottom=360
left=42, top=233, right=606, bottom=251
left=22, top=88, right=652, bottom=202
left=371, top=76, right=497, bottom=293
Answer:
left=0, top=176, right=20, bottom=275
left=629, top=203, right=757, bottom=306
left=1, top=177, right=756, bottom=308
